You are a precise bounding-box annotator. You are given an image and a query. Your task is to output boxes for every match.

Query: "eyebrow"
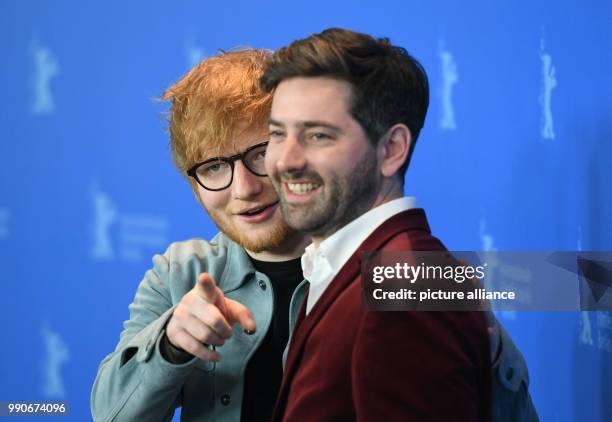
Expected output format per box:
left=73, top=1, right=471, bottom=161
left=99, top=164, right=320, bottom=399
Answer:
left=268, top=118, right=343, bottom=133
left=268, top=117, right=285, bottom=127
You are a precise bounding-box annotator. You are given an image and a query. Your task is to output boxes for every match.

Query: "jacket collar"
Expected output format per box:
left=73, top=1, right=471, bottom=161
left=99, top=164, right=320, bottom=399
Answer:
left=294, top=207, right=431, bottom=346
left=272, top=208, right=431, bottom=421
left=213, top=232, right=257, bottom=293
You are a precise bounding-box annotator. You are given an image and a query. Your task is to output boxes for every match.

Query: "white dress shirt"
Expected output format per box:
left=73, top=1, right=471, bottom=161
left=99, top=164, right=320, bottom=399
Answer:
left=301, top=196, right=417, bottom=315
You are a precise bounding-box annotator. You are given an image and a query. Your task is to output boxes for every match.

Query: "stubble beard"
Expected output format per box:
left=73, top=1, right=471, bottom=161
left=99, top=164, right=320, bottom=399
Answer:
left=204, top=205, right=296, bottom=253
left=275, top=152, right=379, bottom=240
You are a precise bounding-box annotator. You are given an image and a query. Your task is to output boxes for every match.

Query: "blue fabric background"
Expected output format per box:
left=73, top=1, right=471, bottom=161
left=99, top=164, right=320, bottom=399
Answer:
left=1, top=1, right=610, bottom=420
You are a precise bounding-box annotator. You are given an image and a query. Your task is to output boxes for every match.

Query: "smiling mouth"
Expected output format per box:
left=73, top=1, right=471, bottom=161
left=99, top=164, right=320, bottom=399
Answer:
left=238, top=201, right=279, bottom=216
left=286, top=182, right=321, bottom=195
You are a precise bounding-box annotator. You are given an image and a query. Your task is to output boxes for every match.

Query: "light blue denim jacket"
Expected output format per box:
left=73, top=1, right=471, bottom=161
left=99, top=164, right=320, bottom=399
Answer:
left=91, top=233, right=538, bottom=421
left=91, top=234, right=280, bottom=421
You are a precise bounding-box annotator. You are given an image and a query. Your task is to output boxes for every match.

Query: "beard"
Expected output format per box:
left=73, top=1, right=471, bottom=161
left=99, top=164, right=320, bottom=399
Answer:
left=272, top=150, right=379, bottom=239
left=204, top=204, right=297, bottom=253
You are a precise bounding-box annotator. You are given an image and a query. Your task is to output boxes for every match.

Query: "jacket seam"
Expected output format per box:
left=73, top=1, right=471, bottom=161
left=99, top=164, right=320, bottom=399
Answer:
left=104, top=375, right=143, bottom=422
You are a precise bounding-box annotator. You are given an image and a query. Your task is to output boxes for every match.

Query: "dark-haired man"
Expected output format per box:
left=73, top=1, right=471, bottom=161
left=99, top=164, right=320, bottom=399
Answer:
left=263, top=28, right=538, bottom=421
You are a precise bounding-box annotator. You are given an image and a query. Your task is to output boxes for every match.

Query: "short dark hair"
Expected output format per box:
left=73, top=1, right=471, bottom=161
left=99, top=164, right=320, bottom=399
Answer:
left=261, top=28, right=429, bottom=178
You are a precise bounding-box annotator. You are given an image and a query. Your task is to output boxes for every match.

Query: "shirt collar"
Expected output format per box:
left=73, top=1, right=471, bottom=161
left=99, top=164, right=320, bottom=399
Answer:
left=301, top=196, right=417, bottom=279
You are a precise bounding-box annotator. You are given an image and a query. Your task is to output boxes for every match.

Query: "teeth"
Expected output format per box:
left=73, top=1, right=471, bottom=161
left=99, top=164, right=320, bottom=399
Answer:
left=245, top=206, right=265, bottom=215
left=287, top=183, right=319, bottom=195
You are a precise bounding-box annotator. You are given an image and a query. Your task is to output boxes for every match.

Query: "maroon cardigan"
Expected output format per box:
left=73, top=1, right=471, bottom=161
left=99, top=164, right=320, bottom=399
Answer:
left=272, top=209, right=491, bottom=422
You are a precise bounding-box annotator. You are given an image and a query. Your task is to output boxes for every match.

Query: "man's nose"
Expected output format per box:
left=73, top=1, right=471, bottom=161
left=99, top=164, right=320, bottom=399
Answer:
left=275, top=137, right=307, bottom=174
left=231, top=160, right=263, bottom=199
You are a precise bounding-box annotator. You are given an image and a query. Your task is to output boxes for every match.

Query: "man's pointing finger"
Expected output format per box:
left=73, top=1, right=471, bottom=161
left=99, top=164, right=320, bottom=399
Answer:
left=197, top=273, right=222, bottom=304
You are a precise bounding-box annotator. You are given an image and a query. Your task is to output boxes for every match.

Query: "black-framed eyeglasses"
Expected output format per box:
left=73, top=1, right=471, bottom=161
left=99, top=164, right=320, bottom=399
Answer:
left=187, top=141, right=269, bottom=191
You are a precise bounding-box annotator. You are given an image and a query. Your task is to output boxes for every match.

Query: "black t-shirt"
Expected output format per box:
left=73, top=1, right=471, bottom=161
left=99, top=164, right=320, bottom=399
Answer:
left=241, top=256, right=303, bottom=422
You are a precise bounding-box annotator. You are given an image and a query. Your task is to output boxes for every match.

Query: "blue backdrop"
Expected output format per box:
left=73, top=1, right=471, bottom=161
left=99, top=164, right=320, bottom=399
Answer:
left=1, top=1, right=611, bottom=420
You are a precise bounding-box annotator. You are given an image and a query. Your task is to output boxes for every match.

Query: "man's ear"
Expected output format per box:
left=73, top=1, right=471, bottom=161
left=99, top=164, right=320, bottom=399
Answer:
left=378, top=124, right=411, bottom=178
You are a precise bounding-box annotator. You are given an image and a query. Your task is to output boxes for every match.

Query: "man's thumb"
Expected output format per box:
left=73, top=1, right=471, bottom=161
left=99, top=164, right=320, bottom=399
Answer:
left=224, top=298, right=257, bottom=332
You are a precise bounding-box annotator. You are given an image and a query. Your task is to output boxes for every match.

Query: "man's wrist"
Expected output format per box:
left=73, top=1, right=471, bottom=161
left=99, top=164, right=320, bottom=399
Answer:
left=159, top=332, right=194, bottom=364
